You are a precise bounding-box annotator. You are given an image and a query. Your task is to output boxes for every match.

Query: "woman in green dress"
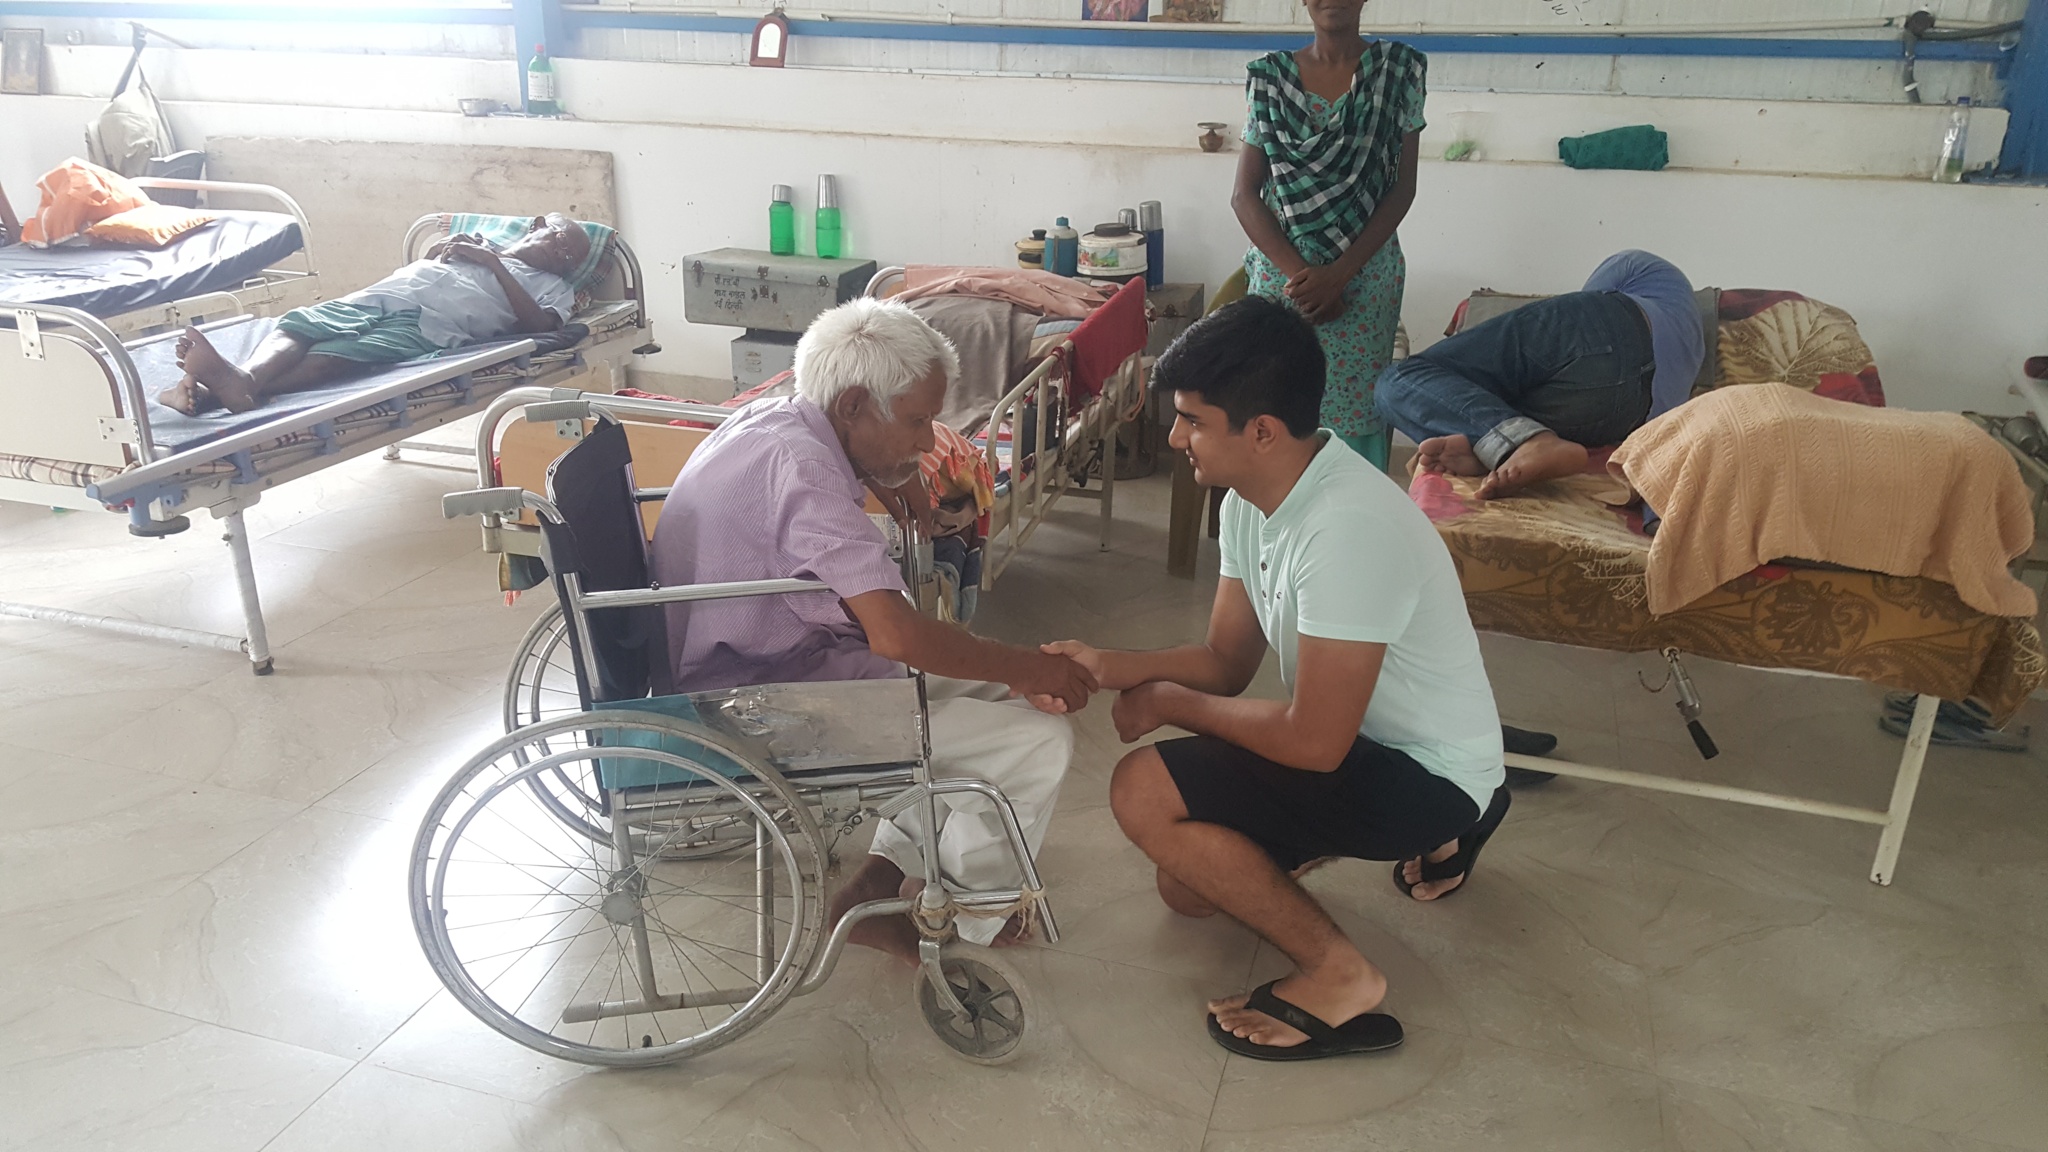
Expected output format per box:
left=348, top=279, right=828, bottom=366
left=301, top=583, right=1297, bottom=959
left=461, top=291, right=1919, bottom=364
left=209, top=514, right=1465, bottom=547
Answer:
left=1232, top=0, right=1425, bottom=470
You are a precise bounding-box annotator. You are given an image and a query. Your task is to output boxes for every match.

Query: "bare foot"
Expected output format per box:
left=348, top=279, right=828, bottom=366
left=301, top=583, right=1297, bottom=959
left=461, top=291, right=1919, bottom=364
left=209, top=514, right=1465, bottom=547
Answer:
left=175, top=326, right=261, bottom=414
left=1208, top=951, right=1389, bottom=1050
left=827, top=856, right=919, bottom=967
left=156, top=374, right=213, bottom=416
left=1414, top=434, right=1487, bottom=478
left=1398, top=837, right=1467, bottom=901
left=1478, top=431, right=1588, bottom=499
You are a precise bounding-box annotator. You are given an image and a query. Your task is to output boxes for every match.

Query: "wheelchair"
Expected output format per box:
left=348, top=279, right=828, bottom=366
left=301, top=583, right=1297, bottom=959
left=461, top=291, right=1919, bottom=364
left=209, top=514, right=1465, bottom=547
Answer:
left=413, top=397, right=1058, bottom=1068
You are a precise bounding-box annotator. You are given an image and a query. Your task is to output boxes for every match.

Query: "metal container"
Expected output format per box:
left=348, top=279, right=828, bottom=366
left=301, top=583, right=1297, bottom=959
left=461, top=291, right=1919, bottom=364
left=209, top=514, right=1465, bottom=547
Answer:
left=1118, top=207, right=1139, bottom=231
left=731, top=328, right=801, bottom=391
left=684, top=248, right=879, bottom=331
left=1137, top=200, right=1163, bottom=231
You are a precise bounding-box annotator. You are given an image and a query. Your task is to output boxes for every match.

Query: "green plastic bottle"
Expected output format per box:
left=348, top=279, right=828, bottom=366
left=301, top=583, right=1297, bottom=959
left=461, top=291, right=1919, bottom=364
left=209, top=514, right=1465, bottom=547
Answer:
left=769, top=184, right=796, bottom=256
left=525, top=44, right=558, bottom=116
left=815, top=174, right=842, bottom=259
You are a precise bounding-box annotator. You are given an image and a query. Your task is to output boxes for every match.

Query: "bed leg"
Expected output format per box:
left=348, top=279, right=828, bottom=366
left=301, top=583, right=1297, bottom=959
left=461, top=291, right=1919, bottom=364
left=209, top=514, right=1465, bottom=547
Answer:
left=383, top=444, right=402, bottom=461
left=1869, top=692, right=1937, bottom=885
left=1099, top=434, right=1117, bottom=551
left=223, top=510, right=274, bottom=676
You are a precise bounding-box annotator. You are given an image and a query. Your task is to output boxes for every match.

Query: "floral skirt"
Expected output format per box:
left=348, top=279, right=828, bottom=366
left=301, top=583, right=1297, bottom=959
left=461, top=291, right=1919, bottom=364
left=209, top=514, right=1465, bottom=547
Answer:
left=1245, top=235, right=1405, bottom=470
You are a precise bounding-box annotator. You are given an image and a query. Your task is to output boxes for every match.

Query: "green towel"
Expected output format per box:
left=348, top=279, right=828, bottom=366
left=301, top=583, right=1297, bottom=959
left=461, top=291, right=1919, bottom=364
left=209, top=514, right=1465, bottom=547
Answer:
left=1558, top=125, right=1669, bottom=171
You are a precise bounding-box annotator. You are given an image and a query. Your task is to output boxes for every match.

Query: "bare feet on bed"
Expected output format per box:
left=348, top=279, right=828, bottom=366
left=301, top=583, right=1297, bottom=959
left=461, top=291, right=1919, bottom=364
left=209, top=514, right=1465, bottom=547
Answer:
left=1478, top=431, right=1588, bottom=500
left=1209, top=951, right=1389, bottom=1050
left=1414, top=434, right=1487, bottom=478
left=175, top=326, right=261, bottom=414
left=828, top=856, right=921, bottom=967
left=157, top=374, right=211, bottom=416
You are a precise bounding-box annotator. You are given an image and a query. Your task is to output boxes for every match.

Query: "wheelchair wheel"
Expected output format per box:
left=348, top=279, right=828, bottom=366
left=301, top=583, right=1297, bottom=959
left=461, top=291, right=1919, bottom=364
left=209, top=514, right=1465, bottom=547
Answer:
left=504, top=604, right=744, bottom=861
left=412, top=711, right=827, bottom=1067
left=913, top=942, right=1034, bottom=1066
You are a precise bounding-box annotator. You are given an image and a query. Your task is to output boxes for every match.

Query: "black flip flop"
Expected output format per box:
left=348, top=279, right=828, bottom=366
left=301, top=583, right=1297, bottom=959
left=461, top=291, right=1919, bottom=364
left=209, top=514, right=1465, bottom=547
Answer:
left=1206, top=979, right=1404, bottom=1061
left=1393, top=784, right=1511, bottom=900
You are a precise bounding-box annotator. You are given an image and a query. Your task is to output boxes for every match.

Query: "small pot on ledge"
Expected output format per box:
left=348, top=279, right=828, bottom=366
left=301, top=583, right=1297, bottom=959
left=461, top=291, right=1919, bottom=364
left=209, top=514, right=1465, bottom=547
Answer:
left=1198, top=122, right=1229, bottom=153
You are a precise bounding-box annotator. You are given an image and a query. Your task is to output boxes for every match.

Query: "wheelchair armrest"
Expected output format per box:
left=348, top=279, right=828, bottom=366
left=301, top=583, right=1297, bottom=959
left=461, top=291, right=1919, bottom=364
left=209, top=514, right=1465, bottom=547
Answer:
left=523, top=399, right=593, bottom=424
left=443, top=487, right=531, bottom=520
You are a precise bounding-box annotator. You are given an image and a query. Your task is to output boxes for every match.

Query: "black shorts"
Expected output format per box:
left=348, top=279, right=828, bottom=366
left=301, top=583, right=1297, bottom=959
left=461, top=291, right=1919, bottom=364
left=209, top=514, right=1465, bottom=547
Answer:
left=1156, top=734, right=1484, bottom=872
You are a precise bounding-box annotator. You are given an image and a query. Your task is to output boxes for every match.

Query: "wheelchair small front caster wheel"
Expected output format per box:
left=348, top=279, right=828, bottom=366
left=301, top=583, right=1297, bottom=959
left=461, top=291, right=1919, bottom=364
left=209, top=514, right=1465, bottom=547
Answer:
left=914, top=943, right=1033, bottom=1066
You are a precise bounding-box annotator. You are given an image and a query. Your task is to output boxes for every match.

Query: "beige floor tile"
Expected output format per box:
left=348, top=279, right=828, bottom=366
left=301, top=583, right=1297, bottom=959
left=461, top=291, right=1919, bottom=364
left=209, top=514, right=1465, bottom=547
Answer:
left=261, top=1064, right=638, bottom=1152
left=0, top=984, right=349, bottom=1152
left=0, top=625, right=240, bottom=753
left=79, top=659, right=495, bottom=803
left=1644, top=876, right=2048, bottom=1147
left=281, top=551, right=546, bottom=678
left=48, top=805, right=443, bottom=1060
left=1203, top=1025, right=1666, bottom=1152
left=1661, top=1078, right=2027, bottom=1152
left=0, top=754, right=302, bottom=921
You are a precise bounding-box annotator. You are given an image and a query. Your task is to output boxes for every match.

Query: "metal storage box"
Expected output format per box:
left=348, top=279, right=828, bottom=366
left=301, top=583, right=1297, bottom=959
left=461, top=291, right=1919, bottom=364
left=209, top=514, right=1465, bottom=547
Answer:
left=731, top=329, right=800, bottom=391
left=683, top=248, right=878, bottom=332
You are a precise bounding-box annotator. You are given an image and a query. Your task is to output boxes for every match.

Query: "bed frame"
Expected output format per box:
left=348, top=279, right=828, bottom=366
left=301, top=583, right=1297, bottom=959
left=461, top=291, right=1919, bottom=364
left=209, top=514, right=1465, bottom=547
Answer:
left=9, top=177, right=325, bottom=339
left=864, top=267, right=1144, bottom=589
left=0, top=214, right=652, bottom=674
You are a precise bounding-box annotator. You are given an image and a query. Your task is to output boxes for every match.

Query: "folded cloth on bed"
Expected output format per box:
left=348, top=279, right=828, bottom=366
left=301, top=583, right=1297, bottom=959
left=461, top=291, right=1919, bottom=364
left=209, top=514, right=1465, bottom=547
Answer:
left=904, top=295, right=1038, bottom=435
left=897, top=266, right=1109, bottom=319
left=1609, top=382, right=2037, bottom=618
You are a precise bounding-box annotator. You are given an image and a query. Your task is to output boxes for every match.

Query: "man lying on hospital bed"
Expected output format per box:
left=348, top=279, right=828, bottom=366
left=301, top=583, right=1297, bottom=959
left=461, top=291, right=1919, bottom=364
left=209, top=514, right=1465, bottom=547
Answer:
left=157, top=212, right=591, bottom=415
left=1374, top=249, right=1704, bottom=500
left=649, top=298, right=1097, bottom=964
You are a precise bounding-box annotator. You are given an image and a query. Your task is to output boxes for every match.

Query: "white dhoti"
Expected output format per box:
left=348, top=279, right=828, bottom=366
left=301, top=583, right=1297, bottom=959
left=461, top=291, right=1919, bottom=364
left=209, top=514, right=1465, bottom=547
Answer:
left=866, top=676, right=1071, bottom=946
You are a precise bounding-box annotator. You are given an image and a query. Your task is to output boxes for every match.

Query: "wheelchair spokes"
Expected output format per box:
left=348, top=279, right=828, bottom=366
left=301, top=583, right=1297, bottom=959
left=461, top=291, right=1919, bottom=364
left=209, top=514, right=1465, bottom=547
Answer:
left=412, top=713, right=826, bottom=1066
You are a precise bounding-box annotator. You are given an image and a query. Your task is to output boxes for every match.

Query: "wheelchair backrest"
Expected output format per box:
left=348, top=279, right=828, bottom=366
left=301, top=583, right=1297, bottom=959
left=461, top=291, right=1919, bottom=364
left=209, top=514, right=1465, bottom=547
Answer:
left=541, top=418, right=674, bottom=705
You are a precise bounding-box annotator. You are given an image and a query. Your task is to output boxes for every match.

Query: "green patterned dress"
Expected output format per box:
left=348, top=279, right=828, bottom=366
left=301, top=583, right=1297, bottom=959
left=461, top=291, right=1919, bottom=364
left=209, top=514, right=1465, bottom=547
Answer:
left=1242, top=44, right=1427, bottom=470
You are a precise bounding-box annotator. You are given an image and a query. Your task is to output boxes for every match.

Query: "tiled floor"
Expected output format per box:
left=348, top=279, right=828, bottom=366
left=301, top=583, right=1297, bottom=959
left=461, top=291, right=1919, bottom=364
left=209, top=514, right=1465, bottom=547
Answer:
left=2, top=436, right=2046, bottom=1152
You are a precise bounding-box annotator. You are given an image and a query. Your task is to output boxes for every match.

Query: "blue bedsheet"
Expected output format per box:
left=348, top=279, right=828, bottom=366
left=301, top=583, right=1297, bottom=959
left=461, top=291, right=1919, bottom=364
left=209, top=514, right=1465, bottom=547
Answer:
left=0, top=212, right=304, bottom=317
left=130, top=317, right=526, bottom=454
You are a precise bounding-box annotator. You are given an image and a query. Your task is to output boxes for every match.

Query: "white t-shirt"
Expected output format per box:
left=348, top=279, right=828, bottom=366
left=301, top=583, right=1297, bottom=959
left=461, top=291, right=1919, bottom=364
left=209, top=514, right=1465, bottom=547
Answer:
left=347, top=253, right=575, bottom=349
left=1219, top=433, right=1505, bottom=811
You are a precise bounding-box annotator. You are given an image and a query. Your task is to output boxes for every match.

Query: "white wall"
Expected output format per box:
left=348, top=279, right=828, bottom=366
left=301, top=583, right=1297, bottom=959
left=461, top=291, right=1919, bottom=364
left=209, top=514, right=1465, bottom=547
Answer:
left=4, top=46, right=2042, bottom=415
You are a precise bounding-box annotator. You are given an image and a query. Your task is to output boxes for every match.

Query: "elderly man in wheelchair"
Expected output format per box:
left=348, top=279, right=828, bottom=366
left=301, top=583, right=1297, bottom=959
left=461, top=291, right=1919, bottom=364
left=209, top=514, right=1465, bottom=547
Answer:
left=418, top=298, right=1094, bottom=1068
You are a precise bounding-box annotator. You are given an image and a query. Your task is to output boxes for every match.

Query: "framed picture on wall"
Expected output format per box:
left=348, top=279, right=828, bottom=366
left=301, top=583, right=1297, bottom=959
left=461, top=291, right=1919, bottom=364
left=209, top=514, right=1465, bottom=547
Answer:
left=1082, top=0, right=1148, bottom=21
left=2, top=28, right=43, bottom=95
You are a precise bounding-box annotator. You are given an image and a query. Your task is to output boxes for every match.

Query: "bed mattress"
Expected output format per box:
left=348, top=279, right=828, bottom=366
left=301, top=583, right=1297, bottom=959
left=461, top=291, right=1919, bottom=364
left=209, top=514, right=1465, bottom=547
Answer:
left=1429, top=472, right=2046, bottom=723
left=0, top=211, right=304, bottom=317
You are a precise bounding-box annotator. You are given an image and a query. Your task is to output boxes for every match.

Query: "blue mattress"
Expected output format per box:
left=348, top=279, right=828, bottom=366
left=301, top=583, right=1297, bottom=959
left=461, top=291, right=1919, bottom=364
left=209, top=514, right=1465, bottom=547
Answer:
left=0, top=211, right=305, bottom=317
left=130, top=317, right=525, bottom=454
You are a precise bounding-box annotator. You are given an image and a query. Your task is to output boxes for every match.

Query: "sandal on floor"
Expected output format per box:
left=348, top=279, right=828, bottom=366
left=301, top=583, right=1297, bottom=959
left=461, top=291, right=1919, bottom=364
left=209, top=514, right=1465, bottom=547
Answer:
left=1206, top=979, right=1404, bottom=1061
left=1393, top=784, right=1511, bottom=900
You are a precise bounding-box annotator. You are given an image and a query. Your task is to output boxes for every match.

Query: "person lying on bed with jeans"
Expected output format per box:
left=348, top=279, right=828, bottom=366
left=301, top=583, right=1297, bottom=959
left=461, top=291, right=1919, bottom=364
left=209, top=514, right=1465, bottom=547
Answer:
left=157, top=212, right=591, bottom=415
left=650, top=297, right=1097, bottom=965
left=1373, top=249, right=1704, bottom=499
left=1045, top=296, right=1510, bottom=1061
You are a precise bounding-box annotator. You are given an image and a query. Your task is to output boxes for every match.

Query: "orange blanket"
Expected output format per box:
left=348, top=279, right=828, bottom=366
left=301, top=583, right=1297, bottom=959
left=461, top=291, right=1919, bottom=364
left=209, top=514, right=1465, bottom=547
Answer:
left=1609, top=383, right=2037, bottom=618
left=897, top=266, right=1110, bottom=319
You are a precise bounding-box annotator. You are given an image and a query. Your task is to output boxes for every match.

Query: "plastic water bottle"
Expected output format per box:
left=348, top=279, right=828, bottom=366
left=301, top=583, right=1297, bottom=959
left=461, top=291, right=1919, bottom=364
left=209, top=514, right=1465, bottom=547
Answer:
left=1046, top=217, right=1079, bottom=277
left=815, top=174, right=842, bottom=259
left=1935, top=97, right=1971, bottom=184
left=525, top=44, right=559, bottom=116
left=769, top=184, right=796, bottom=256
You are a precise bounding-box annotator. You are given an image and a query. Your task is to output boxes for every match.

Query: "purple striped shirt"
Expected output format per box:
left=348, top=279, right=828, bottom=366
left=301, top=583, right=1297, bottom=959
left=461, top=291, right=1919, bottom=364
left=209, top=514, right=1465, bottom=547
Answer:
left=650, top=396, right=906, bottom=693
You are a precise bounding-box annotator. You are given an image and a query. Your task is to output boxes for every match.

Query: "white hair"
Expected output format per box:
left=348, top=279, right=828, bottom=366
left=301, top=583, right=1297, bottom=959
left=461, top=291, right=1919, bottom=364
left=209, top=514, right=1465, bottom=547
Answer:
left=794, top=297, right=959, bottom=412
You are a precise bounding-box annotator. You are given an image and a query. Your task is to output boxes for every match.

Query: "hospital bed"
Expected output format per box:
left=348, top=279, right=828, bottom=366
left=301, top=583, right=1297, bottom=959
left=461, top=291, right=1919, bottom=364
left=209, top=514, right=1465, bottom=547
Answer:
left=0, top=214, right=652, bottom=674
left=0, top=177, right=321, bottom=338
left=420, top=408, right=1051, bottom=1067
left=1424, top=288, right=2047, bottom=884
left=866, top=267, right=1149, bottom=589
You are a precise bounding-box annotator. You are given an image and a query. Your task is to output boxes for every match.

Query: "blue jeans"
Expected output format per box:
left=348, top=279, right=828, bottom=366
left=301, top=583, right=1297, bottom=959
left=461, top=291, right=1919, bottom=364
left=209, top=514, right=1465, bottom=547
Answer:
left=1374, top=291, right=1656, bottom=470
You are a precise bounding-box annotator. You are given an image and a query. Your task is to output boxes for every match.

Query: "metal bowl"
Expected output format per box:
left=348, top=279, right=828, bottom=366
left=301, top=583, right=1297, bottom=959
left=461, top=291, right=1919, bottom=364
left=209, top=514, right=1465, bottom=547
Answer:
left=458, top=97, right=503, bottom=117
